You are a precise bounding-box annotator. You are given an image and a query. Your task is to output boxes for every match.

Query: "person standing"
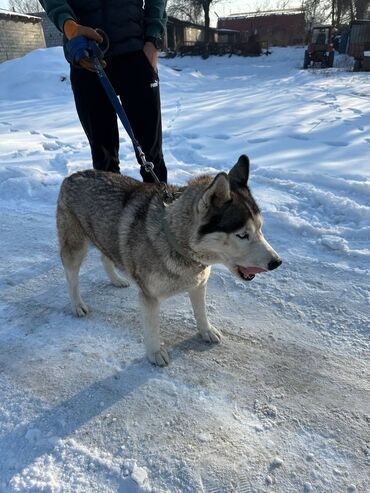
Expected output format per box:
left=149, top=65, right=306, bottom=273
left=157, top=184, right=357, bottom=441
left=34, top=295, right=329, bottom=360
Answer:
left=39, top=0, right=168, bottom=183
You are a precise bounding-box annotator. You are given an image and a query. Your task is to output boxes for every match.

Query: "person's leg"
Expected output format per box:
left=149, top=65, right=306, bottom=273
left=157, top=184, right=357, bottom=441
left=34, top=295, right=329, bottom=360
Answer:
left=70, top=65, right=120, bottom=173
left=112, top=51, right=167, bottom=183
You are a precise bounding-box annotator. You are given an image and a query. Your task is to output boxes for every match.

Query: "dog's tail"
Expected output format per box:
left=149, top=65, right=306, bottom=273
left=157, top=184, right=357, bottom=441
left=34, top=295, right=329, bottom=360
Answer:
left=58, top=174, right=75, bottom=211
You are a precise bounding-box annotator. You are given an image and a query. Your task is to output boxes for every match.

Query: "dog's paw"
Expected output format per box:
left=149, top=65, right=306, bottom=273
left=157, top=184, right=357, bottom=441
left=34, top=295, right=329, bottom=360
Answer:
left=200, top=325, right=222, bottom=343
left=147, top=348, right=170, bottom=367
left=72, top=300, right=89, bottom=317
left=111, top=277, right=130, bottom=288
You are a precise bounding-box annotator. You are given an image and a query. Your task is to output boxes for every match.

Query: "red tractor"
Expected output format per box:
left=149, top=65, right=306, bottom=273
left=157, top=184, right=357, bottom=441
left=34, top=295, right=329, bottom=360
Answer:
left=303, top=26, right=335, bottom=69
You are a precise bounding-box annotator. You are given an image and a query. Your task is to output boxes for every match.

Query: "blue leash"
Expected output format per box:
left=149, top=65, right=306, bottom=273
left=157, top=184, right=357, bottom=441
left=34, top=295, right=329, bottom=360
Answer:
left=66, top=31, right=171, bottom=198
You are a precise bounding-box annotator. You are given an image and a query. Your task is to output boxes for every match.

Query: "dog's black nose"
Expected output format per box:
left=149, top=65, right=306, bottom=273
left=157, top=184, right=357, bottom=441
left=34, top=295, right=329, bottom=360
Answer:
left=268, top=258, right=282, bottom=271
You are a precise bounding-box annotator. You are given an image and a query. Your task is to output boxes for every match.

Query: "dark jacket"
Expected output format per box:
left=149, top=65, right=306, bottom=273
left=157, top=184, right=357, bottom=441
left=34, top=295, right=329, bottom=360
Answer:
left=39, top=0, right=167, bottom=57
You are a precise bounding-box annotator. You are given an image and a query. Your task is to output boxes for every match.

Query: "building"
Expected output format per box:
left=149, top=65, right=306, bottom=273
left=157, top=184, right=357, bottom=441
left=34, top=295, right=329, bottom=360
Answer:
left=165, top=16, right=207, bottom=50
left=217, top=9, right=306, bottom=46
left=0, top=9, right=46, bottom=62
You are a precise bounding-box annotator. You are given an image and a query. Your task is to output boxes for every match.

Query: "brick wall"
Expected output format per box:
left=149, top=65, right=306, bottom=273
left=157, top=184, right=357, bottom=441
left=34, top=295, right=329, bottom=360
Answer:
left=218, top=13, right=305, bottom=46
left=0, top=12, right=46, bottom=63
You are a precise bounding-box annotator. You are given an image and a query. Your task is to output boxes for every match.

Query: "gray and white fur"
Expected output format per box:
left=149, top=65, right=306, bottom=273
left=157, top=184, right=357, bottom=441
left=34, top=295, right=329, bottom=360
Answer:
left=57, top=155, right=282, bottom=366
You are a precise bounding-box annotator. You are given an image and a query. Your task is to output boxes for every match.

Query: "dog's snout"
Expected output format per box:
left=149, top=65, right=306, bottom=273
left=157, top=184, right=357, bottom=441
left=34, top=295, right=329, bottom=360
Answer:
left=268, top=258, right=282, bottom=271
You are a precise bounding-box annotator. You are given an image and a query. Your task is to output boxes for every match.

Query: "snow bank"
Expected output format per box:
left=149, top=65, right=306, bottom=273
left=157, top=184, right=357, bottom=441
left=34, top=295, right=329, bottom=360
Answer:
left=0, top=47, right=70, bottom=101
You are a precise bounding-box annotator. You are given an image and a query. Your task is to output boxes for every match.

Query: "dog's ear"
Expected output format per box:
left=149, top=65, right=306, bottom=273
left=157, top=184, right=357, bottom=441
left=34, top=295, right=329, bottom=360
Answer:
left=198, top=173, right=231, bottom=214
left=229, top=155, right=250, bottom=189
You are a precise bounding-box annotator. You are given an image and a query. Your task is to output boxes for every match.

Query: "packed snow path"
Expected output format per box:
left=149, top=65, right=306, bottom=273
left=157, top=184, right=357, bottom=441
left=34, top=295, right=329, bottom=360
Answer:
left=0, top=48, right=369, bottom=492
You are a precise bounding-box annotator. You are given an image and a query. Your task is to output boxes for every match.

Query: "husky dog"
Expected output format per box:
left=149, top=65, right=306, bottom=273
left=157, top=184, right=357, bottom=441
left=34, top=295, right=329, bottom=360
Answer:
left=57, top=155, right=281, bottom=366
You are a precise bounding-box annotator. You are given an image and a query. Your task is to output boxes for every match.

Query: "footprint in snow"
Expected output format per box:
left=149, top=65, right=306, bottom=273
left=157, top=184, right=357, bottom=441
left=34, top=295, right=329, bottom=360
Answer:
left=349, top=108, right=362, bottom=115
left=0, top=121, right=12, bottom=126
left=49, top=153, right=69, bottom=173
left=42, top=139, right=78, bottom=151
left=324, top=141, right=349, bottom=147
left=236, top=477, right=256, bottom=493
left=289, top=133, right=310, bottom=141
left=327, top=102, right=343, bottom=113
left=247, top=137, right=270, bottom=144
left=191, top=142, right=204, bottom=150
left=214, top=134, right=231, bottom=140
left=183, top=133, right=198, bottom=140
left=42, top=142, right=62, bottom=151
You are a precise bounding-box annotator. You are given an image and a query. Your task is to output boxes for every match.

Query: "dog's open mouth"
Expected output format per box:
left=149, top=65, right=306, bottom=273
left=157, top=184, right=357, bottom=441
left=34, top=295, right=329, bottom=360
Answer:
left=236, top=266, right=266, bottom=281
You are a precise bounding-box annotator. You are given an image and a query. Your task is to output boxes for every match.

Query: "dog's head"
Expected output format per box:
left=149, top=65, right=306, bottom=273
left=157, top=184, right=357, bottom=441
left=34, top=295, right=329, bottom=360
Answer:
left=193, top=155, right=282, bottom=281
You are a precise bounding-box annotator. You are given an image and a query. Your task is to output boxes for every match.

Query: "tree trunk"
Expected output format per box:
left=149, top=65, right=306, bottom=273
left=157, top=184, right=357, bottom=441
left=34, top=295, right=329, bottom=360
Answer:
left=350, top=0, right=355, bottom=20
left=204, top=4, right=210, bottom=44
left=202, top=2, right=210, bottom=59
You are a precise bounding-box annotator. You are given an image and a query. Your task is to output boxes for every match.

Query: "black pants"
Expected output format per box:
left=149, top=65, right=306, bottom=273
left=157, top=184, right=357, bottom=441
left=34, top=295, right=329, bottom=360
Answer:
left=70, top=50, right=167, bottom=183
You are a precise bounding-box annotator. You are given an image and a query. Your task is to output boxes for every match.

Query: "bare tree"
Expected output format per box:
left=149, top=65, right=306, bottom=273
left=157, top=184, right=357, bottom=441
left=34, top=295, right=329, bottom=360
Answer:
left=254, top=0, right=274, bottom=13
left=277, top=0, right=294, bottom=9
left=323, top=0, right=370, bottom=25
left=167, top=0, right=203, bottom=24
left=353, top=0, right=370, bottom=18
left=193, top=0, right=221, bottom=45
left=8, top=0, right=40, bottom=13
left=304, top=0, right=328, bottom=27
left=333, top=0, right=354, bottom=24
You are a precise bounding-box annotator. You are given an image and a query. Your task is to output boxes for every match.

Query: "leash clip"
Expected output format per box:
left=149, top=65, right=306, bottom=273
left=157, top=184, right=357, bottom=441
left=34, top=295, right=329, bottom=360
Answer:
left=138, top=148, right=175, bottom=204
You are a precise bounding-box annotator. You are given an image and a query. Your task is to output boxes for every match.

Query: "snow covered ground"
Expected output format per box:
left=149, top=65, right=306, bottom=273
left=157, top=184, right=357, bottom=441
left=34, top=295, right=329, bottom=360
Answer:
left=0, top=47, right=369, bottom=492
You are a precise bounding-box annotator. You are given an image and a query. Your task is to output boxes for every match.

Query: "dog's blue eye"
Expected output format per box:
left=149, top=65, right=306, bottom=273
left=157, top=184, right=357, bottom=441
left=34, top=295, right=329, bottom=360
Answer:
left=236, top=232, right=249, bottom=240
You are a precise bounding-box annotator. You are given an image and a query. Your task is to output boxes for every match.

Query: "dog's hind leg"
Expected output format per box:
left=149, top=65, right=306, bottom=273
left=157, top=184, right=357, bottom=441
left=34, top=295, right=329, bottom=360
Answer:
left=188, top=284, right=222, bottom=343
left=57, top=205, right=89, bottom=317
left=139, top=292, right=169, bottom=366
left=101, top=254, right=130, bottom=288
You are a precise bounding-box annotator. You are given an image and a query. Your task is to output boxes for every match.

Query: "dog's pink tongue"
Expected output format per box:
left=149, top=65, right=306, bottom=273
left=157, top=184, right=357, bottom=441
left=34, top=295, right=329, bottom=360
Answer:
left=239, top=266, right=266, bottom=275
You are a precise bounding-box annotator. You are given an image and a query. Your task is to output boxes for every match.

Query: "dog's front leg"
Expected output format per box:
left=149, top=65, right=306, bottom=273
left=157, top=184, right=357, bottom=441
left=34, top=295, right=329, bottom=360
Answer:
left=139, top=292, right=169, bottom=366
left=188, top=284, right=222, bottom=343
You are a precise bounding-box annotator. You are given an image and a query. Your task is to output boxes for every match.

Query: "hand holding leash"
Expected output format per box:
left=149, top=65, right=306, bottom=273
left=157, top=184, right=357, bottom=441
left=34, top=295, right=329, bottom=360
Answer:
left=64, top=20, right=107, bottom=71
